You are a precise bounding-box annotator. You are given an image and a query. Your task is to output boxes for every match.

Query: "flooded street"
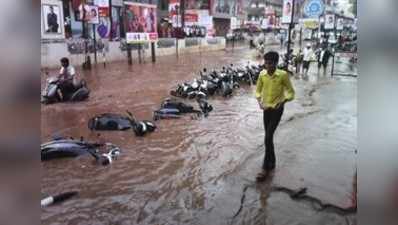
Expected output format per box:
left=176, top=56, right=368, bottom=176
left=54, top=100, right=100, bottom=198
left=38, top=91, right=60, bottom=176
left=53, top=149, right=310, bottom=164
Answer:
left=41, top=47, right=356, bottom=225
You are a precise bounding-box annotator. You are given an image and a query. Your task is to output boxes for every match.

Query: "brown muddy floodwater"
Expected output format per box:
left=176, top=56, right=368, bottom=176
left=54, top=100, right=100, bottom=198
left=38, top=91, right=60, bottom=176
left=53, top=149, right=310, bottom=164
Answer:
left=41, top=48, right=357, bottom=225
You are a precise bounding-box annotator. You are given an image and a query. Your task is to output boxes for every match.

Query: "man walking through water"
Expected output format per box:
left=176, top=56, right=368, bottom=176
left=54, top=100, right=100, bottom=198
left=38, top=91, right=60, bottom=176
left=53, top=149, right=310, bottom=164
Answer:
left=255, top=51, right=295, bottom=181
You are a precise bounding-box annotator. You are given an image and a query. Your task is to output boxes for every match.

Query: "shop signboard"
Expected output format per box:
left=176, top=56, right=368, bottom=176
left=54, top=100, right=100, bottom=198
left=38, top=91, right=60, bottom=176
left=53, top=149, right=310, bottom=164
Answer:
left=94, top=0, right=110, bottom=17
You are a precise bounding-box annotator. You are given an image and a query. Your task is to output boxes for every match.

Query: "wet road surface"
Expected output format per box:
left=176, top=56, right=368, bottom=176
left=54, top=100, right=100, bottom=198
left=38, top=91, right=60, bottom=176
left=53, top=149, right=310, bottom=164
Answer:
left=41, top=47, right=357, bottom=225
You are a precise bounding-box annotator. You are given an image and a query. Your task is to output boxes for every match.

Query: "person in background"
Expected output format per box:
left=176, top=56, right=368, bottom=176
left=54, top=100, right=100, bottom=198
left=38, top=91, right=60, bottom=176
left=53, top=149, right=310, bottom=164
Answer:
left=279, top=32, right=284, bottom=48
left=294, top=49, right=303, bottom=74
left=316, top=45, right=334, bottom=75
left=257, top=41, right=265, bottom=59
left=302, top=43, right=314, bottom=76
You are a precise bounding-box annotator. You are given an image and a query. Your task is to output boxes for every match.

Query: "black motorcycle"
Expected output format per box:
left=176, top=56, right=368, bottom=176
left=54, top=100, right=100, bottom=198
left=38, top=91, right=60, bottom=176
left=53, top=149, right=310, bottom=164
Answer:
left=41, top=139, right=121, bottom=165
left=88, top=111, right=156, bottom=137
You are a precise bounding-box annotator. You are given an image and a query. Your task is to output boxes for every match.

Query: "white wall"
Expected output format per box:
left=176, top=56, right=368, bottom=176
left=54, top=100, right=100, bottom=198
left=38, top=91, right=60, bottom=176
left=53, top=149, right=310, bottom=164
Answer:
left=41, top=37, right=226, bottom=68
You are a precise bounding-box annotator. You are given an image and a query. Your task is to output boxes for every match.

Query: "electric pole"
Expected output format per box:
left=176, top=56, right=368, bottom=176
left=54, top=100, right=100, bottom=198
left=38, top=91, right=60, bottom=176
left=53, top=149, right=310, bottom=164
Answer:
left=286, top=0, right=296, bottom=67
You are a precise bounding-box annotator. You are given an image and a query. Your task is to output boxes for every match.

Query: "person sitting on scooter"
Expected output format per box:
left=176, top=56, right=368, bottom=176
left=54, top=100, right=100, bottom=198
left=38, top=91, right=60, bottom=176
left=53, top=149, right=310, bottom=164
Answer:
left=57, top=57, right=76, bottom=100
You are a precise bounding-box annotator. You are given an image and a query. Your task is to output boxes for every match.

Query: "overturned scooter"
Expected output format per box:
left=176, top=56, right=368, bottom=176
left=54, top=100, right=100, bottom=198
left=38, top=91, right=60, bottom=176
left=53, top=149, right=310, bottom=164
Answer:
left=41, top=138, right=121, bottom=166
left=153, top=98, right=213, bottom=120
left=88, top=111, right=156, bottom=137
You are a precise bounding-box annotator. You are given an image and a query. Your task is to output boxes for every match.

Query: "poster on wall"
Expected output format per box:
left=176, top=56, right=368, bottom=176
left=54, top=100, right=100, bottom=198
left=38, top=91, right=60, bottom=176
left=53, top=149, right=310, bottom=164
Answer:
left=336, top=18, right=344, bottom=30
left=282, top=0, right=293, bottom=24
left=169, top=0, right=180, bottom=16
left=212, top=0, right=240, bottom=17
left=125, top=2, right=158, bottom=43
left=87, top=6, right=100, bottom=24
left=41, top=0, right=65, bottom=39
left=324, top=14, right=334, bottom=29
left=185, top=0, right=210, bottom=10
left=77, top=4, right=100, bottom=24
left=169, top=0, right=181, bottom=27
left=212, top=0, right=244, bottom=18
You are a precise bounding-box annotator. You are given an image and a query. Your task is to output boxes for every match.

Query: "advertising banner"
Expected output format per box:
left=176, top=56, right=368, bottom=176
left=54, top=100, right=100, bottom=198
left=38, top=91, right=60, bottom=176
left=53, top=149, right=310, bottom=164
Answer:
left=77, top=4, right=100, bottom=24
left=169, top=0, right=180, bottom=27
left=212, top=0, right=241, bottom=18
left=125, top=2, right=158, bottom=43
left=301, top=18, right=319, bottom=29
left=324, top=14, right=334, bottom=30
left=41, top=0, right=65, bottom=39
left=169, top=1, right=201, bottom=28
left=282, top=0, right=293, bottom=24
left=336, top=18, right=344, bottom=30
left=87, top=6, right=100, bottom=24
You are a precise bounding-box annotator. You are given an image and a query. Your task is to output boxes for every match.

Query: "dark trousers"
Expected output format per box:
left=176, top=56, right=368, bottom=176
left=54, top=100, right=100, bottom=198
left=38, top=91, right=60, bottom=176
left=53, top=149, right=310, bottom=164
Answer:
left=263, top=106, right=284, bottom=170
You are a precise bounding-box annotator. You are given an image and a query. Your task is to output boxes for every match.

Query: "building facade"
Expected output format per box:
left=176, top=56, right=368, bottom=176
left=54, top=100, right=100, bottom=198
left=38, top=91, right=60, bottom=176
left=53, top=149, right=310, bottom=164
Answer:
left=41, top=0, right=226, bottom=68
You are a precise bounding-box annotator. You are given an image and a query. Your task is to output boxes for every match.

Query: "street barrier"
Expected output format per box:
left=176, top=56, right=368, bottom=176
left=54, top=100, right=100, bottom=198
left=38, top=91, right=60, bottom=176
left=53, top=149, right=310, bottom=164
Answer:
left=157, top=38, right=176, bottom=48
left=41, top=37, right=227, bottom=68
left=207, top=37, right=219, bottom=45
left=185, top=38, right=200, bottom=47
left=66, top=38, right=109, bottom=55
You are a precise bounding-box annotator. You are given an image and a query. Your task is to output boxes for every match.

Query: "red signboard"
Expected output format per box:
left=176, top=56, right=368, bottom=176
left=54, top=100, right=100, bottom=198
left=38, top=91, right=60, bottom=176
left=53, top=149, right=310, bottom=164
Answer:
left=98, top=7, right=109, bottom=17
left=94, top=0, right=109, bottom=17
left=185, top=13, right=199, bottom=22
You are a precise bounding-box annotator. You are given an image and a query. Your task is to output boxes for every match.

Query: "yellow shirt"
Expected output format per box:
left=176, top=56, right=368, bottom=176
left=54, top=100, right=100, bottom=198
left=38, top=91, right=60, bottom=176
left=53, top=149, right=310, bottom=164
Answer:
left=255, top=69, right=295, bottom=108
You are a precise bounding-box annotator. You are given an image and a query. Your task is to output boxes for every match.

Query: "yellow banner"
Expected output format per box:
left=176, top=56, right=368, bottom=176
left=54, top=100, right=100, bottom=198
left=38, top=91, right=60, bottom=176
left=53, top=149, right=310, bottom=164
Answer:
left=302, top=19, right=319, bottom=29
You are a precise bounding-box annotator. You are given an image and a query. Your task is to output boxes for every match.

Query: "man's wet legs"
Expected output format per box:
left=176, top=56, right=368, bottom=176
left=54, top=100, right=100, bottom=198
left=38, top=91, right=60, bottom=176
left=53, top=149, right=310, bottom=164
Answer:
left=262, top=107, right=284, bottom=171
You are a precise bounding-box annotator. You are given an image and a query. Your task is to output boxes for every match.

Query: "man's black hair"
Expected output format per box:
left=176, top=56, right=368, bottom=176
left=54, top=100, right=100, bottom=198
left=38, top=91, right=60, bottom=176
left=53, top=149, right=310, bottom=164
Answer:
left=264, top=51, right=279, bottom=64
left=60, top=57, right=69, bottom=64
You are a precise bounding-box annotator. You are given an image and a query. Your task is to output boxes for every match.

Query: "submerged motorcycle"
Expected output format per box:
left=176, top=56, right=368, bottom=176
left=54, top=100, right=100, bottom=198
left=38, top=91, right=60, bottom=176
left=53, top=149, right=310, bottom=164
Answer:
left=88, top=111, right=157, bottom=137
left=41, top=138, right=121, bottom=165
left=41, top=76, right=90, bottom=104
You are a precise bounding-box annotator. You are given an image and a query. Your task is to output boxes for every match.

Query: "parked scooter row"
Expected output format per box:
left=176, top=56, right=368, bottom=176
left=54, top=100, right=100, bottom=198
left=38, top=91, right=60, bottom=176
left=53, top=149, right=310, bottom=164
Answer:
left=170, top=63, right=263, bottom=100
